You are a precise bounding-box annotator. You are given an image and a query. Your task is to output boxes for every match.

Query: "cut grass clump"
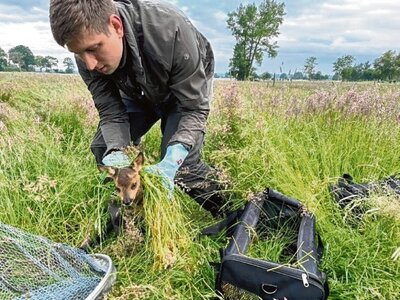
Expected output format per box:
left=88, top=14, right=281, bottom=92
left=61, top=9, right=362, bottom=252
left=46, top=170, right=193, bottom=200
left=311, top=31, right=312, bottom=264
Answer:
left=141, top=172, right=192, bottom=270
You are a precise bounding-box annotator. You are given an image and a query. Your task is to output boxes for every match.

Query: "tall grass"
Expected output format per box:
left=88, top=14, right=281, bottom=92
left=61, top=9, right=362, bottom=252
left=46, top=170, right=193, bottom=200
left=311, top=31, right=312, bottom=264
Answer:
left=0, top=73, right=399, bottom=299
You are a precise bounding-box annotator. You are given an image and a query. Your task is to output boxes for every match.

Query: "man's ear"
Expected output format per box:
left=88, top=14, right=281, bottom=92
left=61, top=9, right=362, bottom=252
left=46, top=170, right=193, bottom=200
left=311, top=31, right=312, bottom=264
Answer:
left=109, top=14, right=124, bottom=37
left=132, top=152, right=144, bottom=171
left=98, top=165, right=117, bottom=178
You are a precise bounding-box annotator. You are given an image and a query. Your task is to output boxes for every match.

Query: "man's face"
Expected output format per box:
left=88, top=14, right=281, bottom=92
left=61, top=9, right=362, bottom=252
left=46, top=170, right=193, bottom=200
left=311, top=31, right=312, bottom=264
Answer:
left=66, top=15, right=124, bottom=75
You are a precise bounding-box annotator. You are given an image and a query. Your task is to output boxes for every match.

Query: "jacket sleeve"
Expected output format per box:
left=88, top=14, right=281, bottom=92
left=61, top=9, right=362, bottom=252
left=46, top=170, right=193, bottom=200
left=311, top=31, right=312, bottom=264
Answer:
left=76, top=58, right=131, bottom=156
left=168, top=21, right=212, bottom=149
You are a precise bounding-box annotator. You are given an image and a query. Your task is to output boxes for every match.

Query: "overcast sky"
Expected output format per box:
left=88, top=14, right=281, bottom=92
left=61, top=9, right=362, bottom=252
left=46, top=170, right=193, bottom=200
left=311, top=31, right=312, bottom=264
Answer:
left=0, top=0, right=399, bottom=74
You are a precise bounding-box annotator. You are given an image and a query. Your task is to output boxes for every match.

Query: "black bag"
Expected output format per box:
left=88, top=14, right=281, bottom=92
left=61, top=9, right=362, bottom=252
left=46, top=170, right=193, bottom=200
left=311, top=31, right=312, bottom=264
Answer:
left=208, top=189, right=329, bottom=300
left=331, top=173, right=400, bottom=210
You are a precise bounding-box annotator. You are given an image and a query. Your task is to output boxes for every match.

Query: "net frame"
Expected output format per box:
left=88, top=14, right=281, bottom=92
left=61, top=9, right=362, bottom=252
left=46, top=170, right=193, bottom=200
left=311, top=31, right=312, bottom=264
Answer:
left=0, top=222, right=116, bottom=300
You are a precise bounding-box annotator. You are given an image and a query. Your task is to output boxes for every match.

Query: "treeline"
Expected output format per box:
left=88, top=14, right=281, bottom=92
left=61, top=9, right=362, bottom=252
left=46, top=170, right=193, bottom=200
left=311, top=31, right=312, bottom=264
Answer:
left=302, top=51, right=400, bottom=82
left=0, top=45, right=75, bottom=73
left=223, top=50, right=400, bottom=82
left=331, top=51, right=400, bottom=82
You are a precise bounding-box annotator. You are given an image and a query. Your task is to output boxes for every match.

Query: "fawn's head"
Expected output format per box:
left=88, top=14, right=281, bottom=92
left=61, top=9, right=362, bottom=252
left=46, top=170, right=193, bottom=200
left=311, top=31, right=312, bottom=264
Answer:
left=98, top=152, right=144, bottom=206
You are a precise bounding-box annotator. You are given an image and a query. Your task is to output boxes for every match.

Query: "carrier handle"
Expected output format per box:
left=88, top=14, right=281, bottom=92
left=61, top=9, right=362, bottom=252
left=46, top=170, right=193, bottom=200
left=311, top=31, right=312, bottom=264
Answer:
left=297, top=213, right=319, bottom=275
left=225, top=192, right=266, bottom=255
left=267, top=189, right=303, bottom=209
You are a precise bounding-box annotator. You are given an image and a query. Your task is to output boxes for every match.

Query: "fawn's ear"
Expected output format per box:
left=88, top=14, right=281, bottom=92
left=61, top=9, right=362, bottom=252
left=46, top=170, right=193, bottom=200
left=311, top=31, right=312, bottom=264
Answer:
left=132, top=152, right=144, bottom=171
left=98, top=165, right=117, bottom=178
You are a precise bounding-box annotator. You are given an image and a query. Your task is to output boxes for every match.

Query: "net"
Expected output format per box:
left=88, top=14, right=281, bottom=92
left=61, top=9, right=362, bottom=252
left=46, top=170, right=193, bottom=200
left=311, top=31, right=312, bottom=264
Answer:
left=0, top=222, right=116, bottom=300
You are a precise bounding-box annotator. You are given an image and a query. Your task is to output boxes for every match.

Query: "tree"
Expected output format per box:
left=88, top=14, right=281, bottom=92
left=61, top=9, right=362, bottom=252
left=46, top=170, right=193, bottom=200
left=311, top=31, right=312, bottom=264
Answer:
left=341, top=67, right=354, bottom=81
left=227, top=0, right=285, bottom=80
left=396, top=52, right=400, bottom=71
left=333, top=55, right=355, bottom=81
left=279, top=73, right=288, bottom=80
left=292, top=71, right=304, bottom=80
left=304, top=56, right=317, bottom=80
left=374, top=50, right=398, bottom=82
left=349, top=62, right=374, bottom=81
left=0, top=47, right=7, bottom=71
left=249, top=71, right=260, bottom=81
left=359, top=62, right=377, bottom=81
left=362, top=67, right=376, bottom=81
left=63, top=57, right=75, bottom=70
left=332, top=73, right=340, bottom=81
left=8, top=45, right=35, bottom=71
left=314, top=71, right=328, bottom=81
left=35, top=55, right=47, bottom=71
left=229, top=41, right=251, bottom=80
left=260, top=71, right=272, bottom=80
left=45, top=56, right=58, bottom=71
left=332, top=60, right=376, bottom=82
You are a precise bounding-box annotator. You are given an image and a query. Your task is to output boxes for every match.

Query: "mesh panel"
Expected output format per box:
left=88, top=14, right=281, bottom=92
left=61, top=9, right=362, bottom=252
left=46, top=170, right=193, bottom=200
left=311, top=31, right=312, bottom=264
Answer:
left=0, top=222, right=109, bottom=300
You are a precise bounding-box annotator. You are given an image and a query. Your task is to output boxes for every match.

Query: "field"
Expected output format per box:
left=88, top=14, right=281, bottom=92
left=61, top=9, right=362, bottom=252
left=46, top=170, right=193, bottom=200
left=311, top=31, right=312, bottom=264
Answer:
left=0, top=73, right=399, bottom=299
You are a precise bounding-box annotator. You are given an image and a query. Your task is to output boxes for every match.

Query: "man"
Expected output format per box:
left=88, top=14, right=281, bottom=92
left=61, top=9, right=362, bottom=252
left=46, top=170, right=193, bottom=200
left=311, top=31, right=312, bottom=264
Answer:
left=49, top=0, right=227, bottom=216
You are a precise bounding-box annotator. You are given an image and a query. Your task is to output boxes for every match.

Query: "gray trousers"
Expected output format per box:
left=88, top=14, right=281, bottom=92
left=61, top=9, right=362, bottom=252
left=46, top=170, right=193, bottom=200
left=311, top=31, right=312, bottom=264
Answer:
left=91, top=90, right=227, bottom=216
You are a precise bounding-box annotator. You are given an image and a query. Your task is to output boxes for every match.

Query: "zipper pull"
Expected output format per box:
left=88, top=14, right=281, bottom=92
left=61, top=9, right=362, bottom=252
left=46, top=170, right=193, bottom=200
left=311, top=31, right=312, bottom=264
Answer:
left=302, top=273, right=309, bottom=287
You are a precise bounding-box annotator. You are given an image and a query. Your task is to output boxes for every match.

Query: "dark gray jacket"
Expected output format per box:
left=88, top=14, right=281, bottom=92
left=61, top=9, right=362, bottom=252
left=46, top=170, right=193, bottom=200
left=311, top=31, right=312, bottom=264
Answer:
left=77, top=0, right=214, bottom=155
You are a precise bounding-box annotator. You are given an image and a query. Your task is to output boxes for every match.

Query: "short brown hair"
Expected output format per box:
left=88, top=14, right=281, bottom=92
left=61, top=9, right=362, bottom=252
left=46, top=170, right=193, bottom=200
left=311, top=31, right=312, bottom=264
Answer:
left=49, top=0, right=117, bottom=46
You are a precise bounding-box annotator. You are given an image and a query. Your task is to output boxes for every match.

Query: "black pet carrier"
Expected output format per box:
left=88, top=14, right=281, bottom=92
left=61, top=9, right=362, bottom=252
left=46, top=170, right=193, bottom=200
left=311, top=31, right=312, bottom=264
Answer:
left=204, top=189, right=329, bottom=300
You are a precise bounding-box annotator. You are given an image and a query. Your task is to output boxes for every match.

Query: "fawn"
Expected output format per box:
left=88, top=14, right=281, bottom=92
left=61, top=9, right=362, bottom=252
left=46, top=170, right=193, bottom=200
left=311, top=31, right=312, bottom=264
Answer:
left=80, top=152, right=144, bottom=251
left=98, top=152, right=144, bottom=207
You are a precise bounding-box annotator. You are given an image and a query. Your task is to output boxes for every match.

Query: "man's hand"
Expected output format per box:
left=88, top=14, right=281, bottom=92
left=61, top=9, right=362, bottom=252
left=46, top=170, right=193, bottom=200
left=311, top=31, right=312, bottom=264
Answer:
left=102, top=150, right=130, bottom=168
left=144, top=143, right=189, bottom=199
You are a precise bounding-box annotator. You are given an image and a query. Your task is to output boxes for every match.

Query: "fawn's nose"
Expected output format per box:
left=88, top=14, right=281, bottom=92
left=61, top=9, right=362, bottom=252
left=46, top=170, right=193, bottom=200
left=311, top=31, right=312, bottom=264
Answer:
left=123, top=198, right=133, bottom=206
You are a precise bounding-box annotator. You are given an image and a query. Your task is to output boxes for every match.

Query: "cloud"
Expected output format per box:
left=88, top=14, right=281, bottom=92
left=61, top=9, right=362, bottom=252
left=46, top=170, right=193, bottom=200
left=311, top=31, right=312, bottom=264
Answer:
left=213, top=10, right=227, bottom=24
left=281, top=0, right=400, bottom=55
left=185, top=9, right=235, bottom=73
left=0, top=2, right=48, bottom=23
left=0, top=2, right=51, bottom=50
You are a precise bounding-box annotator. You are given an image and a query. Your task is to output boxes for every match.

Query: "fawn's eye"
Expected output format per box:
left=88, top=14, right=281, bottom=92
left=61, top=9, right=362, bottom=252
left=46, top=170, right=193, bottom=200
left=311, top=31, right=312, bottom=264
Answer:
left=130, top=183, right=137, bottom=190
left=115, top=187, right=121, bottom=193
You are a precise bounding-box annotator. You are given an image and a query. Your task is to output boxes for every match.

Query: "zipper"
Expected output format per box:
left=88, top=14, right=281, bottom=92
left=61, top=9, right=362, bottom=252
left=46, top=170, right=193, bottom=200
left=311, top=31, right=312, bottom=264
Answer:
left=225, top=254, right=324, bottom=291
left=301, top=273, right=309, bottom=287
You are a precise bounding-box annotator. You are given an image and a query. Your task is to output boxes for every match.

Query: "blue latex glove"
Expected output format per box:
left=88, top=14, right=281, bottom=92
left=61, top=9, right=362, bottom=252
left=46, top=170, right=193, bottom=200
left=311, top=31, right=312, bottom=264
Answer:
left=102, top=150, right=130, bottom=168
left=145, top=143, right=189, bottom=198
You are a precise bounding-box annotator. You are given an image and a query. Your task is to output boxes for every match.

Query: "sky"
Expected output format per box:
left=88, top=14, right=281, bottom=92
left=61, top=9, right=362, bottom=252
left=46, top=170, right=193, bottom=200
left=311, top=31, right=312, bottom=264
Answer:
left=0, top=0, right=399, bottom=75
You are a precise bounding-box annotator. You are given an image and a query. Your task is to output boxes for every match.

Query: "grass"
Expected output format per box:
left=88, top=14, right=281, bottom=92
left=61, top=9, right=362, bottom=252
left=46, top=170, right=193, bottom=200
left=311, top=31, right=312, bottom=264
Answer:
left=141, top=172, right=192, bottom=270
left=0, top=73, right=399, bottom=299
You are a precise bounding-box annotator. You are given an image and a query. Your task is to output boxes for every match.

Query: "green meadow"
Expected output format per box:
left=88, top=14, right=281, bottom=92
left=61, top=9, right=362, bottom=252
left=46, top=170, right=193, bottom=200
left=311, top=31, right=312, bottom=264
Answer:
left=0, top=73, right=399, bottom=299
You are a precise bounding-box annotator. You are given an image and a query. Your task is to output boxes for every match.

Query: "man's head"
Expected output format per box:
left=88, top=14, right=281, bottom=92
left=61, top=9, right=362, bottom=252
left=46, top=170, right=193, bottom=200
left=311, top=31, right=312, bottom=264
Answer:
left=49, top=0, right=124, bottom=74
